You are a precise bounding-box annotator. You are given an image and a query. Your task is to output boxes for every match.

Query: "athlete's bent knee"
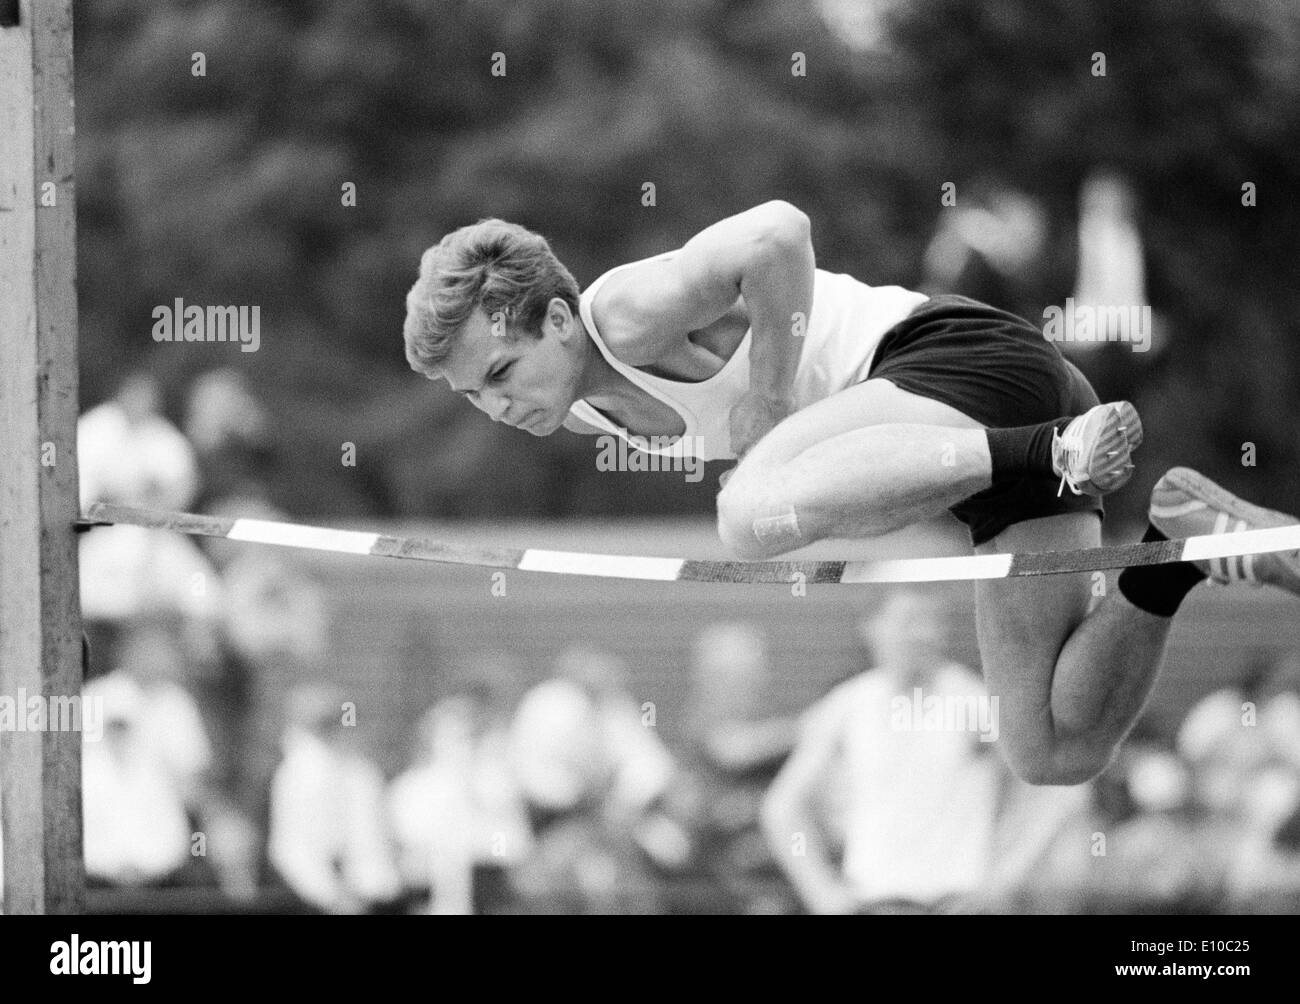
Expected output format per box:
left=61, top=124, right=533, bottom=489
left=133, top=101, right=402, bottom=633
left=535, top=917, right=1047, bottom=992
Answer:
left=1006, top=743, right=1116, bottom=787
left=716, top=481, right=804, bottom=561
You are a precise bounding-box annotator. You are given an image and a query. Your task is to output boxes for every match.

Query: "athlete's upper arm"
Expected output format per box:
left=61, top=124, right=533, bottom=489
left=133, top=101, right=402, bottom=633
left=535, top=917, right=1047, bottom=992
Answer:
left=593, top=201, right=812, bottom=365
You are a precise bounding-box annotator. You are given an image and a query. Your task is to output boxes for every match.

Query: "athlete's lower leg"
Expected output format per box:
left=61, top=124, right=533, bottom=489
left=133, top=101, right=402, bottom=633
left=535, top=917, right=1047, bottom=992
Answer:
left=1041, top=587, right=1178, bottom=769
left=974, top=513, right=1185, bottom=787
left=976, top=576, right=1177, bottom=785
left=989, top=463, right=1300, bottom=785
left=1046, top=517, right=1209, bottom=754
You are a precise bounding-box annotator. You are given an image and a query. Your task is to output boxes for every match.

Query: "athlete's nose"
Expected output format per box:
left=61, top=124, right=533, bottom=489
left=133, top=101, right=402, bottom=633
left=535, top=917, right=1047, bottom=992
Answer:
left=476, top=388, right=510, bottom=422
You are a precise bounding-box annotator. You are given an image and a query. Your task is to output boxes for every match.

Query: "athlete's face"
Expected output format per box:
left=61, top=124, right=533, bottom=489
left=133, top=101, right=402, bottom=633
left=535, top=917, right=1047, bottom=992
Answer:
left=437, top=299, right=586, bottom=436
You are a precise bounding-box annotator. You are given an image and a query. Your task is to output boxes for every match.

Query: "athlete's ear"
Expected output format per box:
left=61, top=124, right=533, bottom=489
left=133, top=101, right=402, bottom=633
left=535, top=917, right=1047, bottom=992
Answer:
left=547, top=296, right=578, bottom=341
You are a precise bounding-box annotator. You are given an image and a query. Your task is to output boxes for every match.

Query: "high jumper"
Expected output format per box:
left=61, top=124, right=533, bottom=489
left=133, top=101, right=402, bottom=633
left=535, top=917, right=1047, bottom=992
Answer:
left=402, top=200, right=1300, bottom=786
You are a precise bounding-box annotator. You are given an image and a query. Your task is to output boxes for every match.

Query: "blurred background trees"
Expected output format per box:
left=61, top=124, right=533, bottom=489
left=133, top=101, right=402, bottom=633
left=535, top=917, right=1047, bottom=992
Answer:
left=74, top=0, right=1300, bottom=526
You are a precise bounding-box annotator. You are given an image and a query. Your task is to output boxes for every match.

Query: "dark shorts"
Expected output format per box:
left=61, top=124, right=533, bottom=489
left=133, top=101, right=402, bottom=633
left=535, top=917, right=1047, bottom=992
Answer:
left=865, top=294, right=1103, bottom=547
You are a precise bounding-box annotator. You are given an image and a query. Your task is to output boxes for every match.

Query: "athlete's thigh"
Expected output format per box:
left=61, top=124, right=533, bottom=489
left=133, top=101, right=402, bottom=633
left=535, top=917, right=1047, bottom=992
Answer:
left=739, top=377, right=985, bottom=475
left=972, top=512, right=1098, bottom=724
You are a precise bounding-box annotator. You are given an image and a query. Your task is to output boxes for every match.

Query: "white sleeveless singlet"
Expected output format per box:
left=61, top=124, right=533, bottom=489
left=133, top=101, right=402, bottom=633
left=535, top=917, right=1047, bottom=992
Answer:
left=569, top=251, right=927, bottom=461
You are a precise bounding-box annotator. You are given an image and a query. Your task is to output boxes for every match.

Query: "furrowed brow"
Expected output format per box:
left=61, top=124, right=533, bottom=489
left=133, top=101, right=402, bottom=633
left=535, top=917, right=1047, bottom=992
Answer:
left=449, top=359, right=498, bottom=395
left=445, top=326, right=516, bottom=395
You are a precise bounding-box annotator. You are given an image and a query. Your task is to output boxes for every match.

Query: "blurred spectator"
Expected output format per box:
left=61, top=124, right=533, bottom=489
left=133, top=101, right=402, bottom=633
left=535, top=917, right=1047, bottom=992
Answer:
left=79, top=520, right=223, bottom=646
left=389, top=686, right=531, bottom=914
left=183, top=368, right=276, bottom=512
left=79, top=371, right=198, bottom=513
left=511, top=647, right=674, bottom=822
left=200, top=530, right=331, bottom=840
left=976, top=774, right=1094, bottom=914
left=82, top=623, right=257, bottom=897
left=1069, top=733, right=1221, bottom=913
left=1179, top=653, right=1300, bottom=911
left=685, top=623, right=798, bottom=782
left=920, top=179, right=1050, bottom=320
left=1069, top=167, right=1154, bottom=350
left=762, top=589, right=1001, bottom=914
left=669, top=622, right=799, bottom=914
left=267, top=685, right=401, bottom=914
left=78, top=372, right=223, bottom=675
left=507, top=646, right=683, bottom=913
left=82, top=672, right=192, bottom=886
left=219, top=551, right=329, bottom=670
left=970, top=726, right=1217, bottom=914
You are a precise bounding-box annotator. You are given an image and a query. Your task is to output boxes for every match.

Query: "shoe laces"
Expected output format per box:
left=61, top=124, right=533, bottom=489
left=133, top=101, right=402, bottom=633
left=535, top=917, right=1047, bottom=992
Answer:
left=1052, top=425, right=1087, bottom=497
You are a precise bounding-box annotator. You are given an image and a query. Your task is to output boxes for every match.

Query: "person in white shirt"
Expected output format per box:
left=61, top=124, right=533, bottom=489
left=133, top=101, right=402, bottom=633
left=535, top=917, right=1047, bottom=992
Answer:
left=81, top=624, right=259, bottom=899
left=1177, top=653, right=1300, bottom=910
left=507, top=647, right=686, bottom=912
left=268, top=685, right=401, bottom=914
left=78, top=372, right=224, bottom=664
left=82, top=672, right=197, bottom=886
left=762, top=589, right=1001, bottom=913
left=509, top=647, right=675, bottom=823
left=389, top=691, right=531, bottom=914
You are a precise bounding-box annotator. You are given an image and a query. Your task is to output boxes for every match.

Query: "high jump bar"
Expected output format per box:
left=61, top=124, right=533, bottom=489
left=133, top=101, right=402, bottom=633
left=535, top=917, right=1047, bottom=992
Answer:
left=81, top=503, right=1300, bottom=585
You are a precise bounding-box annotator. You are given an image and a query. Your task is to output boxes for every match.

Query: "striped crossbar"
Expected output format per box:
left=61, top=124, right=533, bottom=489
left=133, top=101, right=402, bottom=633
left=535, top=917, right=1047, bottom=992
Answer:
left=78, top=503, right=1300, bottom=586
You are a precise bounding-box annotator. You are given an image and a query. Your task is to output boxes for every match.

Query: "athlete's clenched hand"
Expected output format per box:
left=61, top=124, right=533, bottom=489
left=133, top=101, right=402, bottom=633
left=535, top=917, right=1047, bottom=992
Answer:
left=728, top=390, right=789, bottom=461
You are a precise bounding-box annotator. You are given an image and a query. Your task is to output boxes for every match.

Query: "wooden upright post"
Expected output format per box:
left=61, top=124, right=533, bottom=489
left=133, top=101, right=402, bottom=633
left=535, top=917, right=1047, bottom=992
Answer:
left=0, top=0, right=83, bottom=915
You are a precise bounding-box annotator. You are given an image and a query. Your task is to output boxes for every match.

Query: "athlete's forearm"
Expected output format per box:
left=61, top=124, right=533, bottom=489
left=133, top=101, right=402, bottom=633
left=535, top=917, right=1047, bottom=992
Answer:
left=740, top=220, right=814, bottom=409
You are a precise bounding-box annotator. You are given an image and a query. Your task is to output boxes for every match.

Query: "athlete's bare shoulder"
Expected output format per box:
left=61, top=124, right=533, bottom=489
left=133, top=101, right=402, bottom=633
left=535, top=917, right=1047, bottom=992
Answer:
left=586, top=255, right=689, bottom=368
left=588, top=202, right=810, bottom=369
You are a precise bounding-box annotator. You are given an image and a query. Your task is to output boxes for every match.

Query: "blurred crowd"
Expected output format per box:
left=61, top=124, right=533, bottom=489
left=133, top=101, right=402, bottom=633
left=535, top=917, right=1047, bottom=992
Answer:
left=4, top=369, right=1298, bottom=915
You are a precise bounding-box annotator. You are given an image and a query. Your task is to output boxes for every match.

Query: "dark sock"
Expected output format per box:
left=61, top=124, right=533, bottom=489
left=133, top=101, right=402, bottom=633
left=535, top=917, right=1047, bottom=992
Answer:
left=986, top=418, right=1075, bottom=481
left=1117, top=524, right=1207, bottom=617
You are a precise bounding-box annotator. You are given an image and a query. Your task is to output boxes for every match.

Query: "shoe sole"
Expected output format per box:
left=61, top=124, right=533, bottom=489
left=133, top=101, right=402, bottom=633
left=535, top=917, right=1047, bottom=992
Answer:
left=1074, top=401, right=1143, bottom=496
left=1151, top=466, right=1300, bottom=592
